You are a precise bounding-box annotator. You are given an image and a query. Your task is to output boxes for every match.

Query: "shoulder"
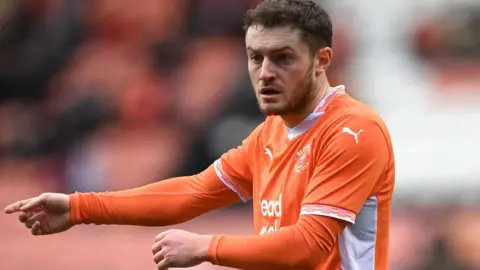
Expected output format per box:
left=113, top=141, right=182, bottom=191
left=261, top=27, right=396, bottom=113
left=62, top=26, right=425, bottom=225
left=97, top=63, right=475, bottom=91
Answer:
left=307, top=95, right=394, bottom=164
left=317, top=94, right=391, bottom=142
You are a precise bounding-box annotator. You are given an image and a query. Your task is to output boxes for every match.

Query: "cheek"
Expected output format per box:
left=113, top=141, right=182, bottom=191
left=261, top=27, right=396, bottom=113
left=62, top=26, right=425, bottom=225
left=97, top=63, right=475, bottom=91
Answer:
left=285, top=71, right=306, bottom=90
left=248, top=68, right=259, bottom=83
left=250, top=76, right=259, bottom=92
left=287, top=74, right=310, bottom=99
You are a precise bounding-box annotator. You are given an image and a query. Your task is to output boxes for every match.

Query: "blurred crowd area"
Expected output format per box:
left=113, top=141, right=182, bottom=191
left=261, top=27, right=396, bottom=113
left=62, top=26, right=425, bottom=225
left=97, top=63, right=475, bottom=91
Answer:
left=1, top=0, right=480, bottom=269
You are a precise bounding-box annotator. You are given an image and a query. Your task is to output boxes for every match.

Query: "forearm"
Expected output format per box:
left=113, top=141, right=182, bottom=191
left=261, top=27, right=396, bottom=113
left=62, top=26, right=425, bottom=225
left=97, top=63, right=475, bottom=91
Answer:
left=70, top=167, right=239, bottom=226
left=208, top=216, right=346, bottom=270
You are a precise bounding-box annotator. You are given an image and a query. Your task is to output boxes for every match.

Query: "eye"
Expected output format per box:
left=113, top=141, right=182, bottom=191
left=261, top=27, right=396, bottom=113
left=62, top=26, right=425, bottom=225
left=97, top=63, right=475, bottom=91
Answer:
left=276, top=54, right=292, bottom=64
left=250, top=54, right=263, bottom=64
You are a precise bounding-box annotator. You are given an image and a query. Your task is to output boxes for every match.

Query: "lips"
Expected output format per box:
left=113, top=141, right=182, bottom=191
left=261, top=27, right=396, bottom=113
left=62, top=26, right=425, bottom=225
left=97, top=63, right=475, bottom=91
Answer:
left=260, top=87, right=280, bottom=95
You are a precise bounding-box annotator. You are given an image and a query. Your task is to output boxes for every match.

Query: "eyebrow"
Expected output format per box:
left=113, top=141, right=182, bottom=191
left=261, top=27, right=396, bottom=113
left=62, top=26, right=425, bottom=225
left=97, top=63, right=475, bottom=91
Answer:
left=247, top=46, right=295, bottom=53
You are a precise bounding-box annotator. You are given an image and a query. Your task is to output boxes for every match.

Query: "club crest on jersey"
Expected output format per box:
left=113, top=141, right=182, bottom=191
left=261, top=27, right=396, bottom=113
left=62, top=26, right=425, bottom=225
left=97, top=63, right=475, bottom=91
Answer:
left=294, top=144, right=311, bottom=173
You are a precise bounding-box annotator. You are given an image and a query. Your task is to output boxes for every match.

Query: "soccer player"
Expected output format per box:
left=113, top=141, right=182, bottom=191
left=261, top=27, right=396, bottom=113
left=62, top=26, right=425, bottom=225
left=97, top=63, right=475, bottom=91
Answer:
left=4, top=0, right=395, bottom=269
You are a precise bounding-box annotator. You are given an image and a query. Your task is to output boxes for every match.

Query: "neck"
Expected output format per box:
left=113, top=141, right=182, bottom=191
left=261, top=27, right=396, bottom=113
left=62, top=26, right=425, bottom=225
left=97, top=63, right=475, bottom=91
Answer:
left=281, top=82, right=331, bottom=128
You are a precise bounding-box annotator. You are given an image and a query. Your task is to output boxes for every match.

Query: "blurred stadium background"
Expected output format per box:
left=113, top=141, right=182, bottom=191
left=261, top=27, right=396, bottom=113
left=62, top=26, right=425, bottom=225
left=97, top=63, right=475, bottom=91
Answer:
left=1, top=0, right=479, bottom=269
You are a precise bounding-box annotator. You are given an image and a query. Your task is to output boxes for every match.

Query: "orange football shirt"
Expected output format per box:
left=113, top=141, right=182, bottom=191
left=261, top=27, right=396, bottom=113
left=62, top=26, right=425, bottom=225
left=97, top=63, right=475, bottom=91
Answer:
left=214, top=85, right=395, bottom=270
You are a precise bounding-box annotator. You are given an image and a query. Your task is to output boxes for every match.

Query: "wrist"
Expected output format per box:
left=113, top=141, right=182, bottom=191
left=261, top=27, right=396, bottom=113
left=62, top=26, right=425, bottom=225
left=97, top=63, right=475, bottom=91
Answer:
left=206, top=235, right=222, bottom=265
left=69, top=193, right=82, bottom=225
left=196, top=235, right=215, bottom=263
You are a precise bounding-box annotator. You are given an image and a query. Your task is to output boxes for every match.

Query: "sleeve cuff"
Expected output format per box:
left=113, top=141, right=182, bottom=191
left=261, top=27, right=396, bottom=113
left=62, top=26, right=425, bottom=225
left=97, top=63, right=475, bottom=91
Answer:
left=208, top=235, right=223, bottom=265
left=69, top=193, right=83, bottom=225
left=300, top=204, right=356, bottom=224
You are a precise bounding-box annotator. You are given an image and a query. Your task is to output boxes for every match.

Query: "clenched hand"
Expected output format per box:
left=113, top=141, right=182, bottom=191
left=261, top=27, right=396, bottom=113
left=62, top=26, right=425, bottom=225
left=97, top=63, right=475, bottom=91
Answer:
left=152, top=229, right=213, bottom=269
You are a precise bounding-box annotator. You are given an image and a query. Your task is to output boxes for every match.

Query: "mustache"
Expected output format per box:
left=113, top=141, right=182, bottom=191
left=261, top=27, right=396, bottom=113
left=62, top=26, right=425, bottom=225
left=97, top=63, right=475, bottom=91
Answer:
left=259, top=81, right=279, bottom=88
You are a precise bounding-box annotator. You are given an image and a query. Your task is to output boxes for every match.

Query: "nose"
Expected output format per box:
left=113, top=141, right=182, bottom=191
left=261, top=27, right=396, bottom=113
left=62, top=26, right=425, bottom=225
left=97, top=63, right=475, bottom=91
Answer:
left=259, top=59, right=276, bottom=82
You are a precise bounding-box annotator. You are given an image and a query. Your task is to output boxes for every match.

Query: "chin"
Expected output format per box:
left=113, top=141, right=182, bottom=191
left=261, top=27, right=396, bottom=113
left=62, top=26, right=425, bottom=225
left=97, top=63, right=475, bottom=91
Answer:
left=259, top=104, right=286, bottom=116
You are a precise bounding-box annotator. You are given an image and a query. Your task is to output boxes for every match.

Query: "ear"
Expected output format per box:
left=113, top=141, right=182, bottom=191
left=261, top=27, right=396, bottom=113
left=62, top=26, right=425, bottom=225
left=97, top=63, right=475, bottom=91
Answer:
left=314, top=47, right=333, bottom=75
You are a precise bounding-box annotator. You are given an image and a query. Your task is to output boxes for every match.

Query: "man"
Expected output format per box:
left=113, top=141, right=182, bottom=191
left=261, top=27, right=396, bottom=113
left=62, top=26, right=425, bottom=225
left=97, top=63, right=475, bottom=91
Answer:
left=4, top=0, right=395, bottom=269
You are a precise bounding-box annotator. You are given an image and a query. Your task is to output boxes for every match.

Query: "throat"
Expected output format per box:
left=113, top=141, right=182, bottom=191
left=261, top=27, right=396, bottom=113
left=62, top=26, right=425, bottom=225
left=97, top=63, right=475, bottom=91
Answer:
left=281, top=85, right=330, bottom=128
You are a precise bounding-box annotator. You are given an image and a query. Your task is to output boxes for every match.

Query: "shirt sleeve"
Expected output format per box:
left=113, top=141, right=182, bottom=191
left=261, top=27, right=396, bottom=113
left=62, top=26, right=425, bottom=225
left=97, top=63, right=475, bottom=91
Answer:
left=69, top=164, right=240, bottom=226
left=69, top=122, right=265, bottom=226
left=213, top=122, right=264, bottom=202
left=208, top=215, right=348, bottom=269
left=300, top=114, right=391, bottom=224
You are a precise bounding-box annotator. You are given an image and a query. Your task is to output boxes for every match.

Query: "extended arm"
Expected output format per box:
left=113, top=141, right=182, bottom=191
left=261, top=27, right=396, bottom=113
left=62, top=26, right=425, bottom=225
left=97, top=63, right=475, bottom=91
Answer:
left=5, top=122, right=260, bottom=237
left=70, top=122, right=265, bottom=226
left=70, top=165, right=240, bottom=226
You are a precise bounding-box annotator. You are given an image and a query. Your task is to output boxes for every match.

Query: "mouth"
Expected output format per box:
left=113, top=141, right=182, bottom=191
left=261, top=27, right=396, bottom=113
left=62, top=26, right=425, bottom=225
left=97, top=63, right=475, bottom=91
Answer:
left=260, top=87, right=281, bottom=96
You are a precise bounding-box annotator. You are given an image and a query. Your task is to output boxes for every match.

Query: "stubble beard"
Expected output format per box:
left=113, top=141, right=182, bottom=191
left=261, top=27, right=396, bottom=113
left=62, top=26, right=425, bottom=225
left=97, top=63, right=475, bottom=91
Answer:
left=256, top=63, right=316, bottom=117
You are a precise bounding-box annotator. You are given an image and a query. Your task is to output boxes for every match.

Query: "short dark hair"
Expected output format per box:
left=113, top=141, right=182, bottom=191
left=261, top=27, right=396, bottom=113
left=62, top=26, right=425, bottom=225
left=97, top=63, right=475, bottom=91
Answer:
left=244, top=0, right=333, bottom=53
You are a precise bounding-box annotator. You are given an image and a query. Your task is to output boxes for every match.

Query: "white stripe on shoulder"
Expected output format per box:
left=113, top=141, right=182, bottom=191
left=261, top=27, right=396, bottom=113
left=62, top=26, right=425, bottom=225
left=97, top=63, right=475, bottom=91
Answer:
left=213, top=159, right=251, bottom=202
left=300, top=204, right=356, bottom=224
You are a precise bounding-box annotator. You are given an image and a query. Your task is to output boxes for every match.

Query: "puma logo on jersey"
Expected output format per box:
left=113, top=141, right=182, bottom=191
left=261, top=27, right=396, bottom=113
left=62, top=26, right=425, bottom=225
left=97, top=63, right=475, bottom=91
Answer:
left=342, top=127, right=364, bottom=144
left=264, top=147, right=273, bottom=161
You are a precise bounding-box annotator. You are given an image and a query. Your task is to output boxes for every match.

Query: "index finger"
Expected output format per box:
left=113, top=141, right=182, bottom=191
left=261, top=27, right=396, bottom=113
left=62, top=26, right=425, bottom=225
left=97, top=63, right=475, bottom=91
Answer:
left=154, top=231, right=169, bottom=242
left=4, top=199, right=30, bottom=214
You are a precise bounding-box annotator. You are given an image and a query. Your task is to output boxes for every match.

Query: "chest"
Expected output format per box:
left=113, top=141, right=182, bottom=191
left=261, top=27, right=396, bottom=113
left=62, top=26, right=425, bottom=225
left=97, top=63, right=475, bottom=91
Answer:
left=251, top=138, right=318, bottom=226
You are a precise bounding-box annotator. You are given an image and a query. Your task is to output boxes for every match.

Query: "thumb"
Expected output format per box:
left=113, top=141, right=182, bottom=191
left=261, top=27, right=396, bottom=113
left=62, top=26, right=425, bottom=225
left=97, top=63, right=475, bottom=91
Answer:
left=20, top=194, right=47, bottom=212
